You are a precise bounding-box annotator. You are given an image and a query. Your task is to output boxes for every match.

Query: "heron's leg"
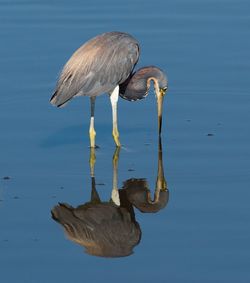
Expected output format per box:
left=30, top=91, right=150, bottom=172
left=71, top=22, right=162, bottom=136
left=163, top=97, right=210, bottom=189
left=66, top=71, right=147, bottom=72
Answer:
left=110, top=85, right=121, bottom=147
left=111, top=147, right=121, bottom=206
left=89, top=97, right=96, bottom=148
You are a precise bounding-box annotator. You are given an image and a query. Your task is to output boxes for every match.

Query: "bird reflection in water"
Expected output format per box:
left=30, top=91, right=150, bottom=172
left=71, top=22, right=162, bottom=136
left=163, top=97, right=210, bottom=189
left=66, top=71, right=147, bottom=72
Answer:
left=51, top=140, right=169, bottom=258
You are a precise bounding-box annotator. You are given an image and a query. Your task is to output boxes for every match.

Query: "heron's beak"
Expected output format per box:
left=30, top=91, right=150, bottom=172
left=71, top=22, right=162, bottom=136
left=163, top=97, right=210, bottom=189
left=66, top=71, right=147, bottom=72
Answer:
left=156, top=88, right=166, bottom=135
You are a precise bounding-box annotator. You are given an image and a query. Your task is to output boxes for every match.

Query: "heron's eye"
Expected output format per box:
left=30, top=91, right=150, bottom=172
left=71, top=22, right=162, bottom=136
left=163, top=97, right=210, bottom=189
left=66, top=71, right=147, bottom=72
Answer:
left=160, top=86, right=168, bottom=95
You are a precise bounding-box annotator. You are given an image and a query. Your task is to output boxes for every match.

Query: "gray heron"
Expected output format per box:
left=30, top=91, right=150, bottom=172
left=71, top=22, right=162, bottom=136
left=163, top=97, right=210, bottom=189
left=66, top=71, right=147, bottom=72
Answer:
left=50, top=31, right=168, bottom=147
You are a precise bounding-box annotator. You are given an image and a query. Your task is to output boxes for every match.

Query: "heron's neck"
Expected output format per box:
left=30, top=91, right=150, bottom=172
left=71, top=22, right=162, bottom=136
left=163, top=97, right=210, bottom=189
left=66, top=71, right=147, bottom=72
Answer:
left=147, top=77, right=159, bottom=93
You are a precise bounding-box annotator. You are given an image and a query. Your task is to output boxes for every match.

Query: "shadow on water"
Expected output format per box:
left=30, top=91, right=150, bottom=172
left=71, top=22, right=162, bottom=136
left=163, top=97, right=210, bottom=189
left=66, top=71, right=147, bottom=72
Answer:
left=51, top=139, right=169, bottom=258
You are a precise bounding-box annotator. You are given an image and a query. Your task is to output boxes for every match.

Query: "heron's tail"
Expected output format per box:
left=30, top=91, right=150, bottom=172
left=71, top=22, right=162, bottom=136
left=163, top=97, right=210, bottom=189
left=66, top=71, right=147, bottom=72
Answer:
left=50, top=90, right=70, bottom=108
left=50, top=91, right=58, bottom=105
left=51, top=203, right=75, bottom=224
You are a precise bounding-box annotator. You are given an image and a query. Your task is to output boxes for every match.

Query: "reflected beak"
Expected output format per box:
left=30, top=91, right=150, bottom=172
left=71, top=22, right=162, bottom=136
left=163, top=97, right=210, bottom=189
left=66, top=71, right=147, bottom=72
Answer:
left=157, top=89, right=165, bottom=135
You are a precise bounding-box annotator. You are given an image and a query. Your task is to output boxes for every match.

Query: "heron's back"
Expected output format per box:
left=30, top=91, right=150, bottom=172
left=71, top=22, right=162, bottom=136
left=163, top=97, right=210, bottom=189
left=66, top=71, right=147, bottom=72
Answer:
left=51, top=202, right=141, bottom=257
left=51, top=32, right=140, bottom=107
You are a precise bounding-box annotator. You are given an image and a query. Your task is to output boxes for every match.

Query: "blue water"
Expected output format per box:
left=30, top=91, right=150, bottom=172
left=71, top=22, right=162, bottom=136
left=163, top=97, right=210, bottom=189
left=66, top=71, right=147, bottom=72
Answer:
left=0, top=0, right=250, bottom=282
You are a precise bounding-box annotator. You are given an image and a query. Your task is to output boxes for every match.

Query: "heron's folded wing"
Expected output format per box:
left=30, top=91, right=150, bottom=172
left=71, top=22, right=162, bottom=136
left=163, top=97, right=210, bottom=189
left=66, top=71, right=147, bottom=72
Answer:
left=51, top=32, right=139, bottom=107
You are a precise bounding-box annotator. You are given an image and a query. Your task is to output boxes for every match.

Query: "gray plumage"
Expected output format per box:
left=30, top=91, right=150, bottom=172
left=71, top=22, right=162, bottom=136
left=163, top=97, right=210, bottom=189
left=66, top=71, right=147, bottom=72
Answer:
left=50, top=31, right=139, bottom=107
left=122, top=178, right=169, bottom=213
left=51, top=201, right=141, bottom=258
left=121, top=140, right=169, bottom=213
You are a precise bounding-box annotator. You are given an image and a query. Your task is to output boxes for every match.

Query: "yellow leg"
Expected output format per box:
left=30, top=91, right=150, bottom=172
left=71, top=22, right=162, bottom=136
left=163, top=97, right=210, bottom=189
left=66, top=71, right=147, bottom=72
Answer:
left=110, top=85, right=121, bottom=147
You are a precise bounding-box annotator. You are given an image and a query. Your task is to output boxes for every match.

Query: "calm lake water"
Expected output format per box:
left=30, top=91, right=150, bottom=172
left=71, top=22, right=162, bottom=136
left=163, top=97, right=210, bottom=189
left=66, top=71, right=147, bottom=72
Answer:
left=1, top=0, right=250, bottom=282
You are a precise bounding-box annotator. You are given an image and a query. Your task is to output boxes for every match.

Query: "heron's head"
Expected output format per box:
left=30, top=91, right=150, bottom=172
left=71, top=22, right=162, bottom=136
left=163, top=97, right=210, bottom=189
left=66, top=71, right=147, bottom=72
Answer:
left=119, top=66, right=168, bottom=134
left=146, top=67, right=168, bottom=135
left=122, top=178, right=169, bottom=213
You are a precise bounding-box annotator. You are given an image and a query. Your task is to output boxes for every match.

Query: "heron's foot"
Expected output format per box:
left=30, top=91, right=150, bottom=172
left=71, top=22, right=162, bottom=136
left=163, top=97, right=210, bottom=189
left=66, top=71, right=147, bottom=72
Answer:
left=89, top=128, right=96, bottom=148
left=112, top=131, right=121, bottom=147
left=88, top=145, right=100, bottom=149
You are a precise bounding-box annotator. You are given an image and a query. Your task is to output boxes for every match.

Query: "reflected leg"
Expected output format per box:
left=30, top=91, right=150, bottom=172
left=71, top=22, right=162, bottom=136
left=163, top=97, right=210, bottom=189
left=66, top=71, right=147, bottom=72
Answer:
left=111, top=147, right=121, bottom=206
left=89, top=96, right=96, bottom=148
left=89, top=147, right=96, bottom=178
left=89, top=147, right=101, bottom=204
